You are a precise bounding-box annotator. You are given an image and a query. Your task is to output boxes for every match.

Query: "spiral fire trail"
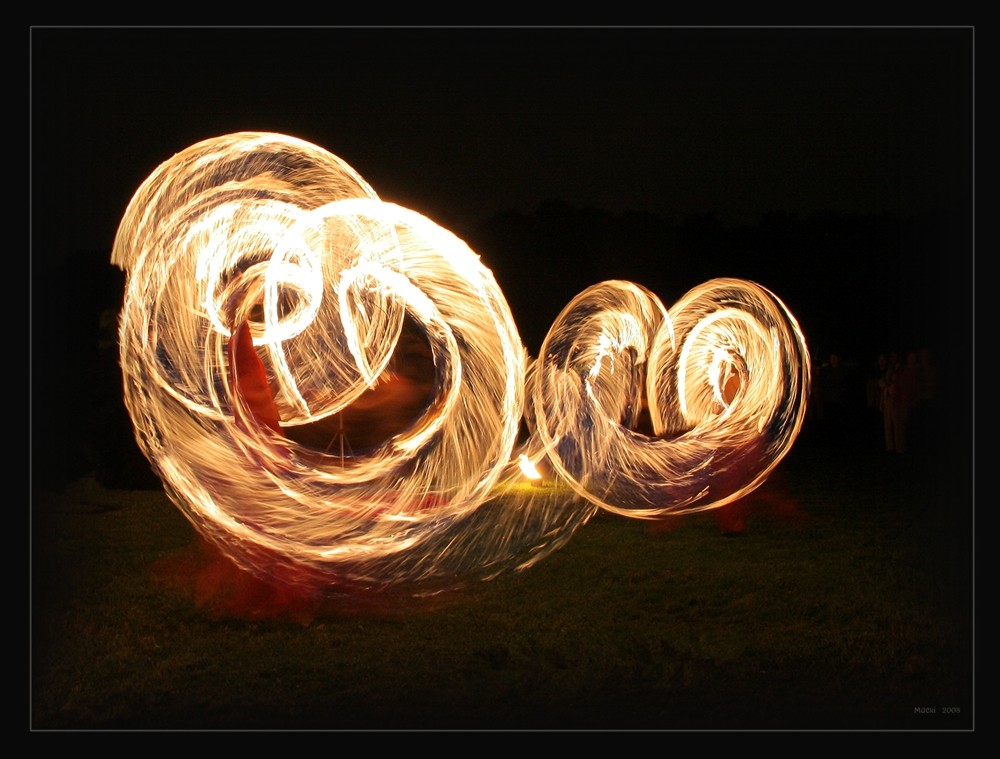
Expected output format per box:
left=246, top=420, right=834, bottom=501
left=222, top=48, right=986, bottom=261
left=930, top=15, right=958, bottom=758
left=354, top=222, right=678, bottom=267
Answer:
left=112, top=132, right=810, bottom=599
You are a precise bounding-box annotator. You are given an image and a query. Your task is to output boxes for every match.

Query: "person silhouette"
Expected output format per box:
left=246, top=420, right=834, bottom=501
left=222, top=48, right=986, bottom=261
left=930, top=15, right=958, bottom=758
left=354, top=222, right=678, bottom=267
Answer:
left=883, top=350, right=917, bottom=454
left=879, top=351, right=900, bottom=453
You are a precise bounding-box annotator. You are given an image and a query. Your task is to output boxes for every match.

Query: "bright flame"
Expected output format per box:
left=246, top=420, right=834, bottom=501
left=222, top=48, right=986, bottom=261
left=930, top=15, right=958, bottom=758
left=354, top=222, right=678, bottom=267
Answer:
left=111, top=132, right=811, bottom=598
left=518, top=454, right=543, bottom=481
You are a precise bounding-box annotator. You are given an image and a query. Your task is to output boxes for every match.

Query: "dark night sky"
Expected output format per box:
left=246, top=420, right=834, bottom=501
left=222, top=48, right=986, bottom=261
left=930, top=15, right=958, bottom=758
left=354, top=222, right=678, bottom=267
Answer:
left=32, top=26, right=971, bottom=248
left=30, top=26, right=974, bottom=471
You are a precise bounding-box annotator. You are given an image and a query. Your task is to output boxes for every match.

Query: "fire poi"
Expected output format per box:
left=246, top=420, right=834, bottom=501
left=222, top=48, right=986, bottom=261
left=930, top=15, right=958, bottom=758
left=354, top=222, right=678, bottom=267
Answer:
left=111, top=132, right=810, bottom=599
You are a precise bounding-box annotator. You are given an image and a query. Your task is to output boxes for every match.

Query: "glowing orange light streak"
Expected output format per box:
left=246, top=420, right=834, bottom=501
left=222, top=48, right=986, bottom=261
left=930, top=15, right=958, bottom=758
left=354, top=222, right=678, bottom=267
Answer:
left=112, top=132, right=810, bottom=598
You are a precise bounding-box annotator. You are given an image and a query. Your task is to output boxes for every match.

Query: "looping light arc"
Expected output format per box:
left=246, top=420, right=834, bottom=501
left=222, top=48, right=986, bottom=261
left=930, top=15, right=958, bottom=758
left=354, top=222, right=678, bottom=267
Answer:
left=111, top=132, right=811, bottom=598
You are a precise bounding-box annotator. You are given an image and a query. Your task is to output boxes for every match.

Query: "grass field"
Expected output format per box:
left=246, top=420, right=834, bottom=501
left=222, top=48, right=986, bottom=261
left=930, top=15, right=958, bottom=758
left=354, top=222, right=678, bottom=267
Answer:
left=30, top=418, right=974, bottom=732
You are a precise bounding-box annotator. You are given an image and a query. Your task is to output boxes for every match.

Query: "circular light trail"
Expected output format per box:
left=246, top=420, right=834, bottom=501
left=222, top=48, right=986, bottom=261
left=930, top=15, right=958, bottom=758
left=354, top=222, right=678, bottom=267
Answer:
left=111, top=132, right=811, bottom=599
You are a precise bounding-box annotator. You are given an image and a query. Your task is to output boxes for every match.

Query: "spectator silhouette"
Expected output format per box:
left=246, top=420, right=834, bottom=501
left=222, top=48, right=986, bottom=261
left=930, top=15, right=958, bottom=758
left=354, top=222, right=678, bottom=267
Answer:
left=881, top=350, right=917, bottom=454
left=867, top=353, right=887, bottom=414
left=866, top=353, right=888, bottom=442
left=879, top=351, right=900, bottom=453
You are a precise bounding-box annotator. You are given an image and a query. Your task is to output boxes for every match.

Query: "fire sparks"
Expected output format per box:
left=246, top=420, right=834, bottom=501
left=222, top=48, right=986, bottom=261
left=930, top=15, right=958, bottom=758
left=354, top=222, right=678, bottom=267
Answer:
left=111, top=132, right=810, bottom=598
